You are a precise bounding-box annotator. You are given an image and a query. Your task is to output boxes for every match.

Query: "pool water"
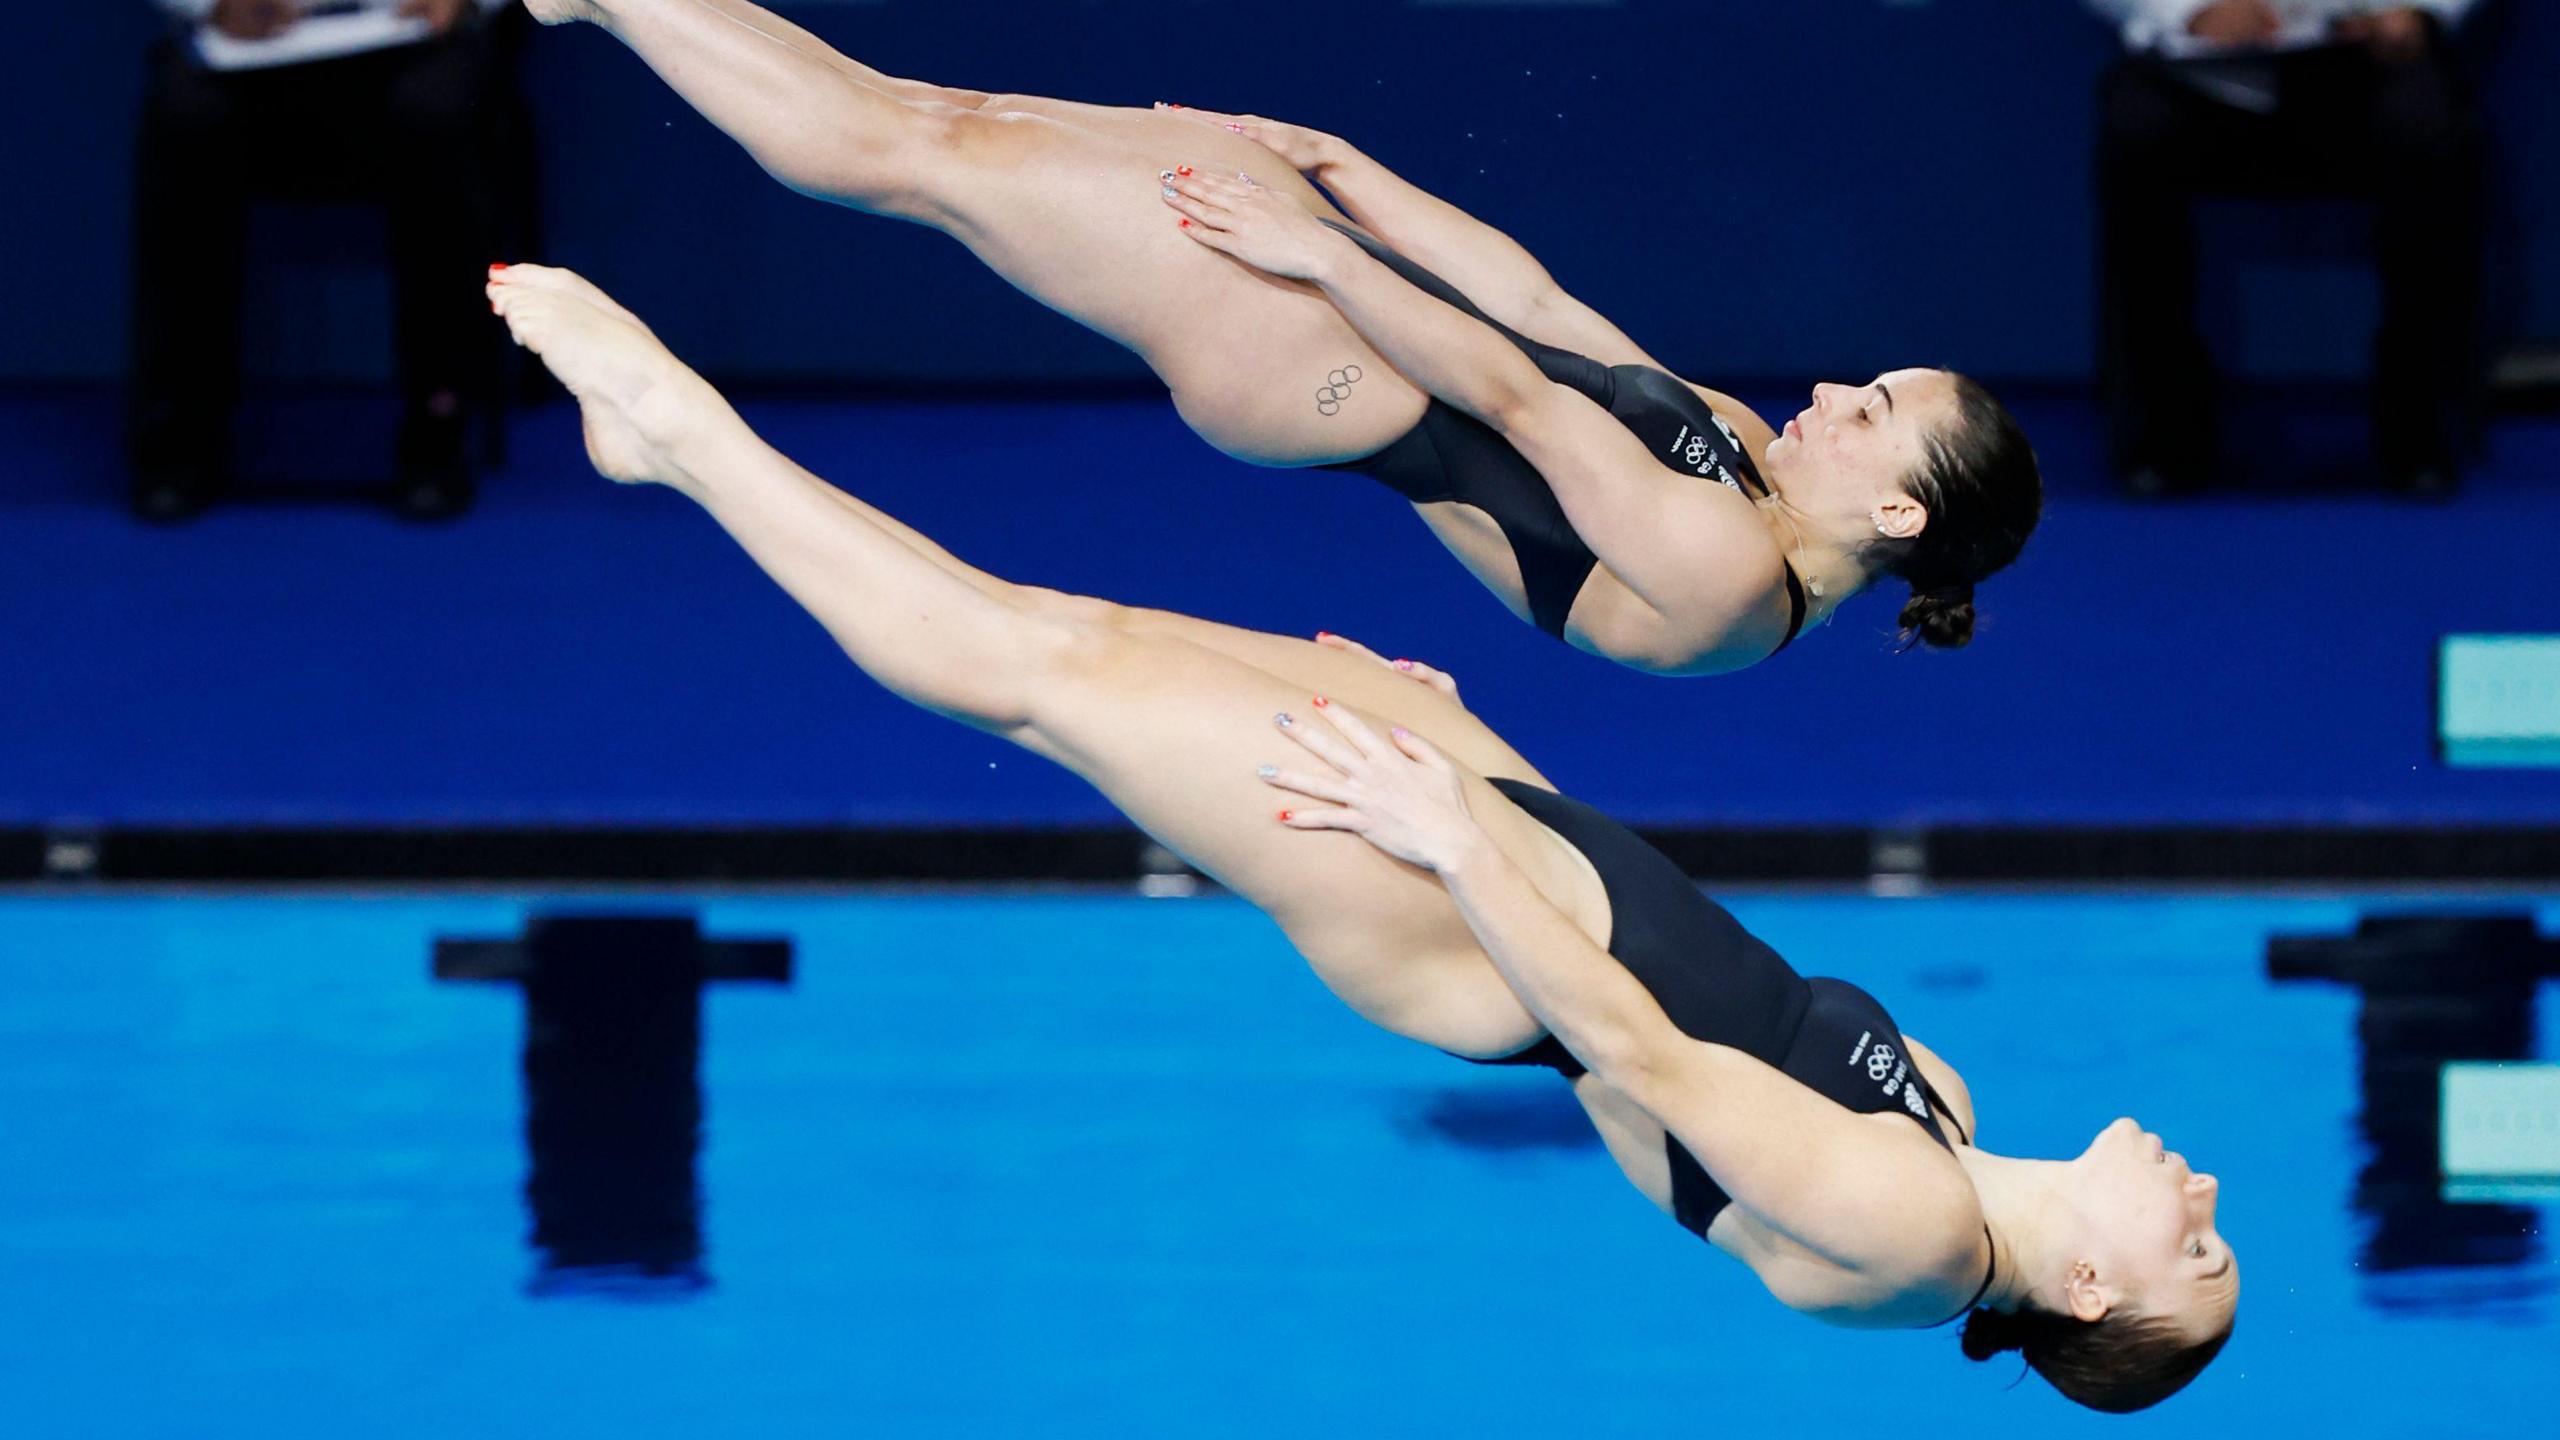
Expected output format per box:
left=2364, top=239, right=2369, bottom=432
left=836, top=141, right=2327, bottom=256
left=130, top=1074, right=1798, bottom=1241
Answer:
left=2, top=892, right=2552, bottom=1437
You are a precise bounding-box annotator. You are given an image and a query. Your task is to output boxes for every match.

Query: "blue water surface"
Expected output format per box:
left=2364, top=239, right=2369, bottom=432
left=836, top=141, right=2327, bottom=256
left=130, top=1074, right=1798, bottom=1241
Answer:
left=2, top=892, right=2553, bottom=1438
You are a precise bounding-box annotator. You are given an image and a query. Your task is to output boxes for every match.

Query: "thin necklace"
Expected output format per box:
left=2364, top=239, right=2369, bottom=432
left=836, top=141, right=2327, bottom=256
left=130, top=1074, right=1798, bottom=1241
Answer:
left=1762, top=496, right=1830, bottom=607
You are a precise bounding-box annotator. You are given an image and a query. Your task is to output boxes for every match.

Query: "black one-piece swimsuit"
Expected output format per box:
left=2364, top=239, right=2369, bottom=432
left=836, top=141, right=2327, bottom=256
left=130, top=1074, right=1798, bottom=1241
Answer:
left=1479, top=780, right=1993, bottom=1324
left=1319, top=222, right=1807, bottom=650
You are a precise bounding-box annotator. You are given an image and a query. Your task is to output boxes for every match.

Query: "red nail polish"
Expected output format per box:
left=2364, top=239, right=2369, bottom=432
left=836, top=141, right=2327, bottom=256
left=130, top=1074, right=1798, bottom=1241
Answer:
left=1312, top=696, right=1330, bottom=708
left=1278, top=810, right=1293, bottom=823
left=1179, top=219, right=1193, bottom=229
left=1176, top=166, right=1194, bottom=177
left=1169, top=104, right=1187, bottom=110
left=489, top=263, right=509, bottom=273
left=1315, top=631, right=1333, bottom=641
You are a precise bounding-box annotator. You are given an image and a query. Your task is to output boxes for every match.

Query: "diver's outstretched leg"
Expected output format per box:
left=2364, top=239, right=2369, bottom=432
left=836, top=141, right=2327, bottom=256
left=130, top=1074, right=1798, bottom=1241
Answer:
left=488, top=262, right=1557, bottom=1056
left=523, top=0, right=1418, bottom=463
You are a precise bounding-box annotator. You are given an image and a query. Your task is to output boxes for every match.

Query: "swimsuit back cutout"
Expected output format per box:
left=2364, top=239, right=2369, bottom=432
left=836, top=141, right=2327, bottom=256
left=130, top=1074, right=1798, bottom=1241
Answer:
left=1477, top=779, right=1967, bottom=1284
left=1319, top=223, right=1808, bottom=652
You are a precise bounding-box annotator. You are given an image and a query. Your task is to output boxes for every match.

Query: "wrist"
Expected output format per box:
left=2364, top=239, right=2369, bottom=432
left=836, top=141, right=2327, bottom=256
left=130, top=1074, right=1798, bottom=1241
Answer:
left=1304, top=230, right=1365, bottom=289
left=1435, top=826, right=1504, bottom=882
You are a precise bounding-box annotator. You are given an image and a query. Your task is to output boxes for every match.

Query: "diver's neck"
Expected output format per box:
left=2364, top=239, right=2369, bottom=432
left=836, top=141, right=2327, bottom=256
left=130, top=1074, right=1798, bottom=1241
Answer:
left=1957, top=1148, right=2080, bottom=1315
left=1757, top=495, right=1869, bottom=611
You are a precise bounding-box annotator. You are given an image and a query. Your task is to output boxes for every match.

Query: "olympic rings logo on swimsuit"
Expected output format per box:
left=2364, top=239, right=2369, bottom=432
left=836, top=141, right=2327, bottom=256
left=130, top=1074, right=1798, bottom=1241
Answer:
left=1316, top=365, right=1365, bottom=417
left=1866, top=1043, right=1897, bottom=1083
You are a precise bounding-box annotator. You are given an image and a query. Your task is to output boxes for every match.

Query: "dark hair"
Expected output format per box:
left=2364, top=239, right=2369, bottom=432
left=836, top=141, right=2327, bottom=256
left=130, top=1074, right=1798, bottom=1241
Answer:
left=1960, top=1305, right=2234, bottom=1415
left=1888, top=374, right=2042, bottom=651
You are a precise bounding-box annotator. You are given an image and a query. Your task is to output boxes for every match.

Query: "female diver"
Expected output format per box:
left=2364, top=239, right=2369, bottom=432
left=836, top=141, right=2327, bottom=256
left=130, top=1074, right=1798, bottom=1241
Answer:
left=524, top=0, right=2040, bottom=673
left=486, top=261, right=2229, bottom=1412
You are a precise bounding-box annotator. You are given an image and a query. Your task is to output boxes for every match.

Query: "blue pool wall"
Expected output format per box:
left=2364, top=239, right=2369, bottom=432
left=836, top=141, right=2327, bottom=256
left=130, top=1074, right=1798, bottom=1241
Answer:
left=11, top=0, right=2560, bottom=387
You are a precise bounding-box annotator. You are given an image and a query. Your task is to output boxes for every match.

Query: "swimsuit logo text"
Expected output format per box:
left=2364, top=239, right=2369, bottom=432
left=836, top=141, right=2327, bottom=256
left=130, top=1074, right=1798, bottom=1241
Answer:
left=1667, top=424, right=1739, bottom=488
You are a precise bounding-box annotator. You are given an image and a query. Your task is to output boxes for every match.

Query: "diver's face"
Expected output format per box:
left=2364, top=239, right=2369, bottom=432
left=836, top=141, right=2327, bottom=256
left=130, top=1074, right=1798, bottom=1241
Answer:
left=2068, top=1117, right=2239, bottom=1341
left=1759, top=368, right=1955, bottom=521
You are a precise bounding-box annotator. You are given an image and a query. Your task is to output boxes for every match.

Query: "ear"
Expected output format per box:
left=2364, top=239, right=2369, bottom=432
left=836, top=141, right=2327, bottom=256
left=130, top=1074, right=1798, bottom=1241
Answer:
left=2063, top=1261, right=2115, bottom=1324
left=1873, top=496, right=1929, bottom=542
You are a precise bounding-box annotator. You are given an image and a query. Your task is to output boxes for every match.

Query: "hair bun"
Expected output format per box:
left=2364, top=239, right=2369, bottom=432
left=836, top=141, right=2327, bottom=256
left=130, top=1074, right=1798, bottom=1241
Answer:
left=1898, top=584, right=1977, bottom=651
left=1960, top=1308, right=2030, bottom=1362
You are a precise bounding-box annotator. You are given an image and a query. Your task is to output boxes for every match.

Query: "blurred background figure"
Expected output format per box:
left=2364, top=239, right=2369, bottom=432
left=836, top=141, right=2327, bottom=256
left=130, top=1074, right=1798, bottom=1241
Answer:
left=130, top=0, right=521, bottom=521
left=2091, top=0, right=2487, bottom=497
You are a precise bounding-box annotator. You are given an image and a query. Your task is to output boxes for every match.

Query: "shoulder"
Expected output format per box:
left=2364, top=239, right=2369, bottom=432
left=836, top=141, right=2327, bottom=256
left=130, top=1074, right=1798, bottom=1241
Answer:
left=1683, top=382, right=1781, bottom=462
left=1571, top=549, right=1791, bottom=675
left=1715, top=1133, right=1989, bottom=1326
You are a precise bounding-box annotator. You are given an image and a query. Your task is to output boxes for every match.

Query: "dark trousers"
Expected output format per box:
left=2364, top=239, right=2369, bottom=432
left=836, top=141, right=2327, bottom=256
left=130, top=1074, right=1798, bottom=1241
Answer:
left=129, top=29, right=506, bottom=479
left=2096, top=44, right=2486, bottom=485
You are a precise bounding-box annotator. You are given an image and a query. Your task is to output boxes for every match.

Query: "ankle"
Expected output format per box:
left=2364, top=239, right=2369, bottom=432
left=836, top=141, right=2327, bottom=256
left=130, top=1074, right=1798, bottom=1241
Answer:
left=635, top=375, right=751, bottom=489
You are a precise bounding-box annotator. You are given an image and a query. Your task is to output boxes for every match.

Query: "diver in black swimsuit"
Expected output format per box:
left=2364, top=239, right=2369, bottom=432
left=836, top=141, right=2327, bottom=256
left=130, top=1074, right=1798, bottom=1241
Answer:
left=1163, top=153, right=2039, bottom=670
left=1258, top=692, right=2238, bottom=1414
left=514, top=0, right=2035, bottom=671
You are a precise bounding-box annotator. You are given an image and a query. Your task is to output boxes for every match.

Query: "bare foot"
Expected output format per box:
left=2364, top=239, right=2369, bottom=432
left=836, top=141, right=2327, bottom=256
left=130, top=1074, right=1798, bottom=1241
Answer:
left=522, top=0, right=604, bottom=27
left=487, top=264, right=725, bottom=487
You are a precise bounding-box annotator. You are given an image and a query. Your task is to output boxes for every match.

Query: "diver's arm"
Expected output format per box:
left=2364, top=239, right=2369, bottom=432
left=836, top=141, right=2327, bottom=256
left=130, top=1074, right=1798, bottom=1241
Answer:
left=1167, top=107, right=1664, bottom=366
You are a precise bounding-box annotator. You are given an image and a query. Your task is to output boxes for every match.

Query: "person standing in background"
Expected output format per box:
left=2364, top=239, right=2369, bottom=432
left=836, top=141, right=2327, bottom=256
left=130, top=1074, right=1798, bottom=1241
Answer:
left=130, top=1, right=518, bottom=521
left=2089, top=1, right=2486, bottom=497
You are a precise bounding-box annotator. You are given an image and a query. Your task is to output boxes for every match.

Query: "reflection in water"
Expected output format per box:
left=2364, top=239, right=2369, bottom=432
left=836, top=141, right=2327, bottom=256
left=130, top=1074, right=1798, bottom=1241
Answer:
left=1405, top=1086, right=1600, bottom=1154
left=435, top=914, right=793, bottom=1299
left=2269, top=913, right=2560, bottom=1316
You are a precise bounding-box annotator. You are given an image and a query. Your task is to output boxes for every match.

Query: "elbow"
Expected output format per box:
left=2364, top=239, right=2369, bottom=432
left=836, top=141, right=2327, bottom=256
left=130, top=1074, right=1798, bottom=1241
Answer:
left=1481, top=377, right=1552, bottom=436
left=1578, top=1022, right=1675, bottom=1097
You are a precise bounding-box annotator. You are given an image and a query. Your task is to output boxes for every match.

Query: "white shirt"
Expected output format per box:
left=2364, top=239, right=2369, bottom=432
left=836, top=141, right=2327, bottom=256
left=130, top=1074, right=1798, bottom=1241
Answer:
left=157, top=1, right=514, bottom=72
left=2089, top=0, right=2478, bottom=58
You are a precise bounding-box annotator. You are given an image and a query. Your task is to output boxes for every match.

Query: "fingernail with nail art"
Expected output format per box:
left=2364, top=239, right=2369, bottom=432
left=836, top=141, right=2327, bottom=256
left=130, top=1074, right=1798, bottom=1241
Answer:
left=1159, top=169, right=1176, bottom=181
left=1274, top=712, right=1293, bottom=728
left=1176, top=166, right=1194, bottom=177
left=1312, top=696, right=1330, bottom=709
left=1277, top=810, right=1294, bottom=823
left=1162, top=186, right=1178, bottom=199
left=1226, top=122, right=1245, bottom=133
left=1393, top=727, right=1412, bottom=742
left=1394, top=659, right=1414, bottom=671
left=1257, top=764, right=1278, bottom=780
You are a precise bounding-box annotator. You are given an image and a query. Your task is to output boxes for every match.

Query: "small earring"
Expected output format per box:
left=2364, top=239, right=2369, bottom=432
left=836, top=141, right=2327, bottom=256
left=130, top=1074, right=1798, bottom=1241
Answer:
left=1872, top=513, right=1892, bottom=537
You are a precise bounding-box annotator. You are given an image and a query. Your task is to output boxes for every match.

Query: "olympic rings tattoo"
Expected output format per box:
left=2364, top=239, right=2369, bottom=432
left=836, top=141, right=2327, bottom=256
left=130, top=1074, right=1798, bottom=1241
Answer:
left=1316, top=364, right=1365, bottom=417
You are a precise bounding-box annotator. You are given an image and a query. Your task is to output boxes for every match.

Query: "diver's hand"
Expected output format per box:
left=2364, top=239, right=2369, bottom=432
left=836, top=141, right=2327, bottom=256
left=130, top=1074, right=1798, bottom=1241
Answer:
left=398, top=0, right=475, bottom=36
left=2186, top=0, right=2281, bottom=48
left=1260, top=701, right=1480, bottom=873
left=1161, top=168, right=1354, bottom=283
left=1156, top=104, right=1344, bottom=175
left=210, top=0, right=301, bottom=41
left=2332, top=7, right=2434, bottom=63
left=1314, top=631, right=1464, bottom=708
